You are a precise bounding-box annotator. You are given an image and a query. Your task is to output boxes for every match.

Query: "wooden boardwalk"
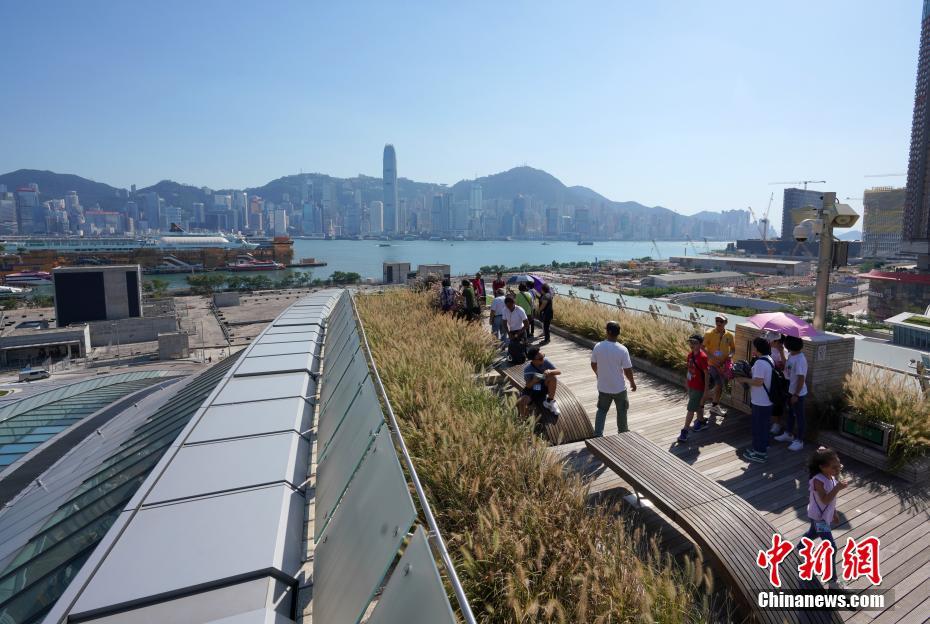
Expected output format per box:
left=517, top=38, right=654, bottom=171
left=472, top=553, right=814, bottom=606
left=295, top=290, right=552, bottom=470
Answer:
left=529, top=331, right=930, bottom=624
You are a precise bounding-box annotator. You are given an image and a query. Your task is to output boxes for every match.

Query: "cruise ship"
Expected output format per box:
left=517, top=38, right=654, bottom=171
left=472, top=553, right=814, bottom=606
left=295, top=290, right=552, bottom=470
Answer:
left=0, top=232, right=258, bottom=253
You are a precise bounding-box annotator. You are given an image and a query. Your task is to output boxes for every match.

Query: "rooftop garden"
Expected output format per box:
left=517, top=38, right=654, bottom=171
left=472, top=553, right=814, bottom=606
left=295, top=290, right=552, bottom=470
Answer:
left=356, top=290, right=719, bottom=623
left=904, top=314, right=930, bottom=328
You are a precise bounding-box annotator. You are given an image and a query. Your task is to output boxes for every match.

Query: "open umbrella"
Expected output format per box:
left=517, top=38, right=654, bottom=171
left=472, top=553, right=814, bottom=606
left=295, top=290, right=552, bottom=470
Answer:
left=529, top=274, right=546, bottom=292
left=506, top=274, right=535, bottom=285
left=746, top=312, right=820, bottom=338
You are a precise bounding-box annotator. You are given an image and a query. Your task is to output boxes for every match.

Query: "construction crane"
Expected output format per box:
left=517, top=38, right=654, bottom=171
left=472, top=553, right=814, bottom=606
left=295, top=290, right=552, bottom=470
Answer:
left=769, top=179, right=826, bottom=190
left=702, top=237, right=712, bottom=253
left=685, top=235, right=701, bottom=256
left=747, top=205, right=776, bottom=256
left=650, top=239, right=663, bottom=260
left=760, top=192, right=775, bottom=242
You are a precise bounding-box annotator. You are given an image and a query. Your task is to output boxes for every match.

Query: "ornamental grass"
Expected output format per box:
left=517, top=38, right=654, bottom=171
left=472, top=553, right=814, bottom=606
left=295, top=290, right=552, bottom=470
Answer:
left=552, top=296, right=693, bottom=372
left=356, top=290, right=718, bottom=624
left=844, top=365, right=930, bottom=469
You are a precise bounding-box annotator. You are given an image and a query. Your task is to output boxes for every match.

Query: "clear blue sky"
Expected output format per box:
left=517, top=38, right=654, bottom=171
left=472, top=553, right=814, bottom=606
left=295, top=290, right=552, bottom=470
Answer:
left=0, top=1, right=921, bottom=226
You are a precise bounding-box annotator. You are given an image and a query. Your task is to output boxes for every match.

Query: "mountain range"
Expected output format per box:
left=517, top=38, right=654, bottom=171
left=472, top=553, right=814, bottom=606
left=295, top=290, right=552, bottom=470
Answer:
left=0, top=166, right=760, bottom=236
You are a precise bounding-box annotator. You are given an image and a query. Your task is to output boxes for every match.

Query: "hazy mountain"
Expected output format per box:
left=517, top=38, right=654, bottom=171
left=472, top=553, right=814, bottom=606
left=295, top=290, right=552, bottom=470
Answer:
left=836, top=229, right=862, bottom=241
left=0, top=169, right=126, bottom=211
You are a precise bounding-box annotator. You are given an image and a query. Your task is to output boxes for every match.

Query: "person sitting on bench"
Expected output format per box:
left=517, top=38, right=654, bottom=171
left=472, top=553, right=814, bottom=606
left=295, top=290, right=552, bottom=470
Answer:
left=517, top=347, right=561, bottom=417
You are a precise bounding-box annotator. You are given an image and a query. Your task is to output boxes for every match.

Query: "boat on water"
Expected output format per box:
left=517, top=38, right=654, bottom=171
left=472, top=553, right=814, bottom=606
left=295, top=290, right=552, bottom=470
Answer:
left=225, top=254, right=285, bottom=272
left=0, top=284, right=30, bottom=296
left=577, top=241, right=594, bottom=246
left=4, top=271, right=53, bottom=285
left=378, top=243, right=391, bottom=247
left=286, top=257, right=328, bottom=268
left=541, top=242, right=550, bottom=245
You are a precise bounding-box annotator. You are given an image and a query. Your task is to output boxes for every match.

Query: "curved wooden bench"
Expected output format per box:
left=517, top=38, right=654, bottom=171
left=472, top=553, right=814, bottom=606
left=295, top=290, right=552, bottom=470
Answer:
left=498, top=363, right=594, bottom=445
left=586, top=432, right=842, bottom=624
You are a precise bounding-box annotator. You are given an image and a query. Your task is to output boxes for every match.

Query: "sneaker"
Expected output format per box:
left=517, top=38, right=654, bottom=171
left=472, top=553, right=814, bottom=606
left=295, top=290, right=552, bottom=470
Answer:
left=709, top=404, right=724, bottom=416
left=788, top=439, right=805, bottom=452
left=770, top=423, right=783, bottom=435
left=677, top=429, right=688, bottom=443
left=543, top=398, right=560, bottom=416
left=744, top=450, right=768, bottom=463
left=692, top=419, right=708, bottom=433
left=774, top=432, right=794, bottom=442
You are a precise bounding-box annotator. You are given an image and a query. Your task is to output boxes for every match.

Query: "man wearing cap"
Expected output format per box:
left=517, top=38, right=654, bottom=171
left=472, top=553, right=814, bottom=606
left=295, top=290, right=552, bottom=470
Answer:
left=704, top=314, right=735, bottom=416
left=591, top=321, right=636, bottom=436
left=678, top=334, right=711, bottom=443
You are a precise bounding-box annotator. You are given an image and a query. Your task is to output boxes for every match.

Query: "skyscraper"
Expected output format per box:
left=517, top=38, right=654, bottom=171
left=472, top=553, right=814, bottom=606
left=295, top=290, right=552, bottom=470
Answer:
left=862, top=187, right=906, bottom=259
left=383, top=144, right=398, bottom=234
left=780, top=188, right=823, bottom=240
left=369, top=200, right=383, bottom=234
left=903, top=0, right=930, bottom=269
left=15, top=184, right=40, bottom=234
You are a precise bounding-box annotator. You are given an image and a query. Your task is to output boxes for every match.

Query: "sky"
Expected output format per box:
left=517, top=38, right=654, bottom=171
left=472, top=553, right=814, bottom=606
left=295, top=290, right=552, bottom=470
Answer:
left=0, top=1, right=922, bottom=227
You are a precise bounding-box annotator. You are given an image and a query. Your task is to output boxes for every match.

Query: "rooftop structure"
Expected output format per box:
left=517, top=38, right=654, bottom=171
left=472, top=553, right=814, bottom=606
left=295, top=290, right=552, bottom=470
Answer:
left=0, top=324, right=90, bottom=368
left=858, top=269, right=930, bottom=319
left=669, top=255, right=812, bottom=276
left=884, top=311, right=930, bottom=350
left=52, top=265, right=143, bottom=327
left=641, top=270, right=744, bottom=289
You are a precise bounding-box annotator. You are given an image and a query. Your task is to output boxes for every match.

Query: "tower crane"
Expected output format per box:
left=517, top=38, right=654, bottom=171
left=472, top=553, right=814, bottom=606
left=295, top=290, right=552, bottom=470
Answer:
left=760, top=192, right=774, bottom=242
left=650, top=239, right=663, bottom=260
left=685, top=235, right=701, bottom=256
left=747, top=205, right=775, bottom=256
left=769, top=180, right=826, bottom=190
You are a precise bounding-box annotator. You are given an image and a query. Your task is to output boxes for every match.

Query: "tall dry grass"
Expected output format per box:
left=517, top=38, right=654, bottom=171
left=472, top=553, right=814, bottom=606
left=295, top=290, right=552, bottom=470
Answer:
left=553, top=297, right=693, bottom=372
left=357, top=290, right=718, bottom=623
left=845, top=365, right=930, bottom=468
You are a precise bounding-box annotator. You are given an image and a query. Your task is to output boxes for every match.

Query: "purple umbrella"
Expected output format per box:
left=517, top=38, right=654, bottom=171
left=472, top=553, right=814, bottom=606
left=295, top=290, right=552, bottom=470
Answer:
left=529, top=274, right=546, bottom=293
left=747, top=312, right=820, bottom=338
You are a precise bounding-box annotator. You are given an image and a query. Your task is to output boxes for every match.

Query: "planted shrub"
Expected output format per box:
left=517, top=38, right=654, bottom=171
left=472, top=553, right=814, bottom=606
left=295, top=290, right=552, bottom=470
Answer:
left=357, top=290, right=719, bottom=623
left=845, top=365, right=930, bottom=469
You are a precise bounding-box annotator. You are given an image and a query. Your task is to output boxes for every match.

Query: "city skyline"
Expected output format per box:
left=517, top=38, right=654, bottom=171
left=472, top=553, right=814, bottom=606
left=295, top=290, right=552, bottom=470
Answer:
left=0, top=1, right=921, bottom=229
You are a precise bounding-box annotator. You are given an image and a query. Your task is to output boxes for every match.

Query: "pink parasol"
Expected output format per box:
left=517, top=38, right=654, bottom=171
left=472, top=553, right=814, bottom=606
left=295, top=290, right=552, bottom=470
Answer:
left=746, top=312, right=820, bottom=338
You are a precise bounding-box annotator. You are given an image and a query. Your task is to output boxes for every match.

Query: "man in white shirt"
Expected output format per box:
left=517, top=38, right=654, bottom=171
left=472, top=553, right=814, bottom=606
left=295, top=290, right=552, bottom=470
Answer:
left=501, top=295, right=529, bottom=342
left=488, top=289, right=507, bottom=343
left=774, top=335, right=808, bottom=452
left=741, top=336, right=773, bottom=464
left=590, top=321, right=637, bottom=436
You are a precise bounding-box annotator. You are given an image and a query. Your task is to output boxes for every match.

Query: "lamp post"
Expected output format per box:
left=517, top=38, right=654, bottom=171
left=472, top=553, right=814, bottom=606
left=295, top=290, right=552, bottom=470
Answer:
left=795, top=192, right=860, bottom=331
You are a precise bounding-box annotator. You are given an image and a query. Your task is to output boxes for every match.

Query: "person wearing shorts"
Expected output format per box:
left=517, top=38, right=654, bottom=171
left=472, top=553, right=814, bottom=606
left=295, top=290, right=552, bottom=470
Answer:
left=678, top=334, right=711, bottom=443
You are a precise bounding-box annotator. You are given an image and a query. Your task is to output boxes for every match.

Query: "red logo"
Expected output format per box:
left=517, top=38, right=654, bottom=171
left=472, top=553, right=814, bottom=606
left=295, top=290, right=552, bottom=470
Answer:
left=841, top=537, right=882, bottom=585
left=757, top=534, right=794, bottom=588
left=797, top=537, right=835, bottom=582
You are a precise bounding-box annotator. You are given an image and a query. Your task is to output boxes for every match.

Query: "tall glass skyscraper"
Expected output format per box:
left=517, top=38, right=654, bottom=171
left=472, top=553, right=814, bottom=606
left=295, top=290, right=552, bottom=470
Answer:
left=383, top=144, right=398, bottom=234
left=903, top=0, right=930, bottom=267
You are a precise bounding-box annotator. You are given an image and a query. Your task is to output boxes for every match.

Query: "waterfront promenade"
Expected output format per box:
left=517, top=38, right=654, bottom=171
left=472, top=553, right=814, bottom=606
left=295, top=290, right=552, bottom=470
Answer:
left=533, top=330, right=930, bottom=623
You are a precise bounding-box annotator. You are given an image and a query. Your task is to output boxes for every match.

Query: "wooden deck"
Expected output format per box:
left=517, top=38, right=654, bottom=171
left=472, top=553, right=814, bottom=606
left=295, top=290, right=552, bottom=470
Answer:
left=531, top=331, right=930, bottom=624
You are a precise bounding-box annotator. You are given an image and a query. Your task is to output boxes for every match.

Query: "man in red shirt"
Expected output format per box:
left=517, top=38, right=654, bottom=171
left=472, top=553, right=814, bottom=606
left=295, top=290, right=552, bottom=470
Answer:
left=678, top=334, right=711, bottom=443
left=471, top=272, right=486, bottom=309
left=492, top=271, right=506, bottom=294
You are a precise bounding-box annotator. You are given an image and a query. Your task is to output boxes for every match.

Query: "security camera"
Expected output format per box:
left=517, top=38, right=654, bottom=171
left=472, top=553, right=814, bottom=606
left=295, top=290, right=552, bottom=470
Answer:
left=793, top=218, right=823, bottom=242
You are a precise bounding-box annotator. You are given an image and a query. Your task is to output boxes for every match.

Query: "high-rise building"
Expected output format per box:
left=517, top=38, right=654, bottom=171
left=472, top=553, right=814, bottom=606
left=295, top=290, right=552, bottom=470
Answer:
left=903, top=0, right=930, bottom=268
left=453, top=201, right=469, bottom=236
left=430, top=194, right=451, bottom=236
left=398, top=198, right=408, bottom=235
left=383, top=144, right=398, bottom=234
left=369, top=200, right=384, bottom=234
left=862, top=187, right=906, bottom=259
left=273, top=208, right=288, bottom=236
left=15, top=184, right=41, bottom=234
left=574, top=207, right=591, bottom=238
left=0, top=190, right=16, bottom=233
left=780, top=188, right=824, bottom=239
left=546, top=206, right=560, bottom=236
left=512, top=195, right=528, bottom=237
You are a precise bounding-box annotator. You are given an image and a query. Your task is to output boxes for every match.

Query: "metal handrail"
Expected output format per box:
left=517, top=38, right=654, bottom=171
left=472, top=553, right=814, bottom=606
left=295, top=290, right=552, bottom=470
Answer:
left=349, top=293, right=477, bottom=624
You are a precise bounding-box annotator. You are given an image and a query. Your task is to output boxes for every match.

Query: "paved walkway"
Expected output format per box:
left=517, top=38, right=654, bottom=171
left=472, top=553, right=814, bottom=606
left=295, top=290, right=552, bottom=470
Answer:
left=528, top=329, right=930, bottom=623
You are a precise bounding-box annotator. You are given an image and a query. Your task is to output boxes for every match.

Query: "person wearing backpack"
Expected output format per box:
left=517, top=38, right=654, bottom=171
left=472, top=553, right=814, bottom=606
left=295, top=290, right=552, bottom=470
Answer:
left=740, top=336, right=780, bottom=464
left=774, top=335, right=808, bottom=452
